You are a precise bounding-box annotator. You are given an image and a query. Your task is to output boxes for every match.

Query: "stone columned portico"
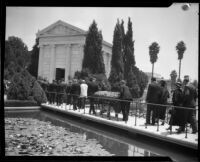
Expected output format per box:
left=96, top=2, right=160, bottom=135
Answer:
left=37, top=20, right=112, bottom=83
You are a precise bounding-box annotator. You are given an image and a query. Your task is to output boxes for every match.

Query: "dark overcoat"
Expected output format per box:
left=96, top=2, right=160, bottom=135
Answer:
left=157, top=87, right=170, bottom=120
left=146, top=82, right=162, bottom=108
left=170, top=88, right=183, bottom=126
left=71, top=83, right=80, bottom=95
left=180, top=83, right=198, bottom=126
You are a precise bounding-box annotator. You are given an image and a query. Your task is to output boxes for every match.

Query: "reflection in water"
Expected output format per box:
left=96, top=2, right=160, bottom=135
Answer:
left=128, top=145, right=156, bottom=156
left=5, top=110, right=158, bottom=156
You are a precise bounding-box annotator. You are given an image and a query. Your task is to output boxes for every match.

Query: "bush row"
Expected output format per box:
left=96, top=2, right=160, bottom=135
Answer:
left=4, top=100, right=39, bottom=107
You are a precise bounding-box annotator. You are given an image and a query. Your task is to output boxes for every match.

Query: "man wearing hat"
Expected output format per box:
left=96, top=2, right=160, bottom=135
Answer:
left=119, top=80, right=132, bottom=123
left=178, top=75, right=198, bottom=134
left=166, top=81, right=183, bottom=130
left=146, top=77, right=163, bottom=125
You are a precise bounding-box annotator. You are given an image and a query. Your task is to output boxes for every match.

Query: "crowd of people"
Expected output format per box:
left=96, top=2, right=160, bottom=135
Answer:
left=5, top=73, right=197, bottom=134
left=145, top=75, right=198, bottom=134
left=43, top=78, right=133, bottom=123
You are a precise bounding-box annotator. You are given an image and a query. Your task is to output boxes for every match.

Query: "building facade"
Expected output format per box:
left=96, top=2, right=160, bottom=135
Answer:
left=37, top=20, right=112, bottom=83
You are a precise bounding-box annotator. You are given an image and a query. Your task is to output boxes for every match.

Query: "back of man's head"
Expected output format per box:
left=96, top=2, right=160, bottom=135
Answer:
left=151, top=77, right=156, bottom=82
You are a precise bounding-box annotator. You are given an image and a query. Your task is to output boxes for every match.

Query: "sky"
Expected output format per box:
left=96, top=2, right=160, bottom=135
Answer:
left=6, top=3, right=199, bottom=81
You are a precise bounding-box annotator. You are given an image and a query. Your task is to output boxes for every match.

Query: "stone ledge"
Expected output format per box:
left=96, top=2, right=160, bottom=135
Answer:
left=41, top=104, right=198, bottom=150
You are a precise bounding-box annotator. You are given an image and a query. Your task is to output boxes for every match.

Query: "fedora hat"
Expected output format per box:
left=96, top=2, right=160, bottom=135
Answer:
left=175, top=81, right=182, bottom=88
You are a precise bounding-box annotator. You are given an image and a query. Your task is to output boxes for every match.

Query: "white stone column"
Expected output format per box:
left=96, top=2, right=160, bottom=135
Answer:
left=49, top=44, right=56, bottom=83
left=65, top=44, right=72, bottom=82
left=38, top=45, right=44, bottom=78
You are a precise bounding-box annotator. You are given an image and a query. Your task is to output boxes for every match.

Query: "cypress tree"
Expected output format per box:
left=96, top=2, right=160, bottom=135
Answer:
left=109, top=19, right=124, bottom=85
left=124, top=17, right=135, bottom=80
left=82, top=20, right=105, bottom=74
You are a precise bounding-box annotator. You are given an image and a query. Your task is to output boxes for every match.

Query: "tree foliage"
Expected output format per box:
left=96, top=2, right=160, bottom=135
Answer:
left=149, top=42, right=160, bottom=78
left=32, top=81, right=47, bottom=104
left=7, top=69, right=47, bottom=104
left=28, top=38, right=39, bottom=78
left=176, top=41, right=186, bottom=60
left=109, top=19, right=124, bottom=84
left=7, top=70, right=35, bottom=100
left=124, top=17, right=135, bottom=82
left=149, top=42, right=160, bottom=64
left=176, top=41, right=186, bottom=79
left=109, top=18, right=148, bottom=98
left=82, top=20, right=105, bottom=74
left=4, top=36, right=30, bottom=80
left=5, top=36, right=46, bottom=104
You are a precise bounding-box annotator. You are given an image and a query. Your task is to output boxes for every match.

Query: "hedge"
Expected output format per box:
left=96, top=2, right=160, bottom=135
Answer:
left=4, top=100, right=39, bottom=107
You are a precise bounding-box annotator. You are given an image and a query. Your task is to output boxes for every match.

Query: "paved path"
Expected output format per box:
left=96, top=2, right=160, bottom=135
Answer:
left=41, top=103, right=198, bottom=150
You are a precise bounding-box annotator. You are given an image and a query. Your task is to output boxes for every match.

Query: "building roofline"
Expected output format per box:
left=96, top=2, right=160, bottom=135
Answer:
left=36, top=20, right=112, bottom=48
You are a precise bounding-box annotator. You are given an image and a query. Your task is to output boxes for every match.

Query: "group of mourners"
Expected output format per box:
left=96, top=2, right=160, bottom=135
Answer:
left=43, top=78, right=133, bottom=123
left=64, top=78, right=133, bottom=123
left=146, top=75, right=198, bottom=134
left=45, top=78, right=100, bottom=115
left=41, top=74, right=198, bottom=134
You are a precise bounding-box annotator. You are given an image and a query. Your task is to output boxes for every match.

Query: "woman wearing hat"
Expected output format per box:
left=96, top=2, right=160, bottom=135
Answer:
left=166, top=81, right=183, bottom=131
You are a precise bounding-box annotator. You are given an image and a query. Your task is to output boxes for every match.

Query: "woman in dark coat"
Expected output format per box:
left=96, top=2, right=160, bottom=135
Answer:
left=166, top=81, right=183, bottom=130
left=157, top=80, right=170, bottom=125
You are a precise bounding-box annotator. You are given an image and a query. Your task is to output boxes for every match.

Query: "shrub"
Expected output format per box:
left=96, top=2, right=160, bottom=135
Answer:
left=7, top=69, right=47, bottom=105
left=7, top=70, right=34, bottom=100
left=32, top=81, right=47, bottom=104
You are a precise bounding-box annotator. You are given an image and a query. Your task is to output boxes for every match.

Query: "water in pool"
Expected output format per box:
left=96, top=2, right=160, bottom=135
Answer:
left=4, top=109, right=198, bottom=161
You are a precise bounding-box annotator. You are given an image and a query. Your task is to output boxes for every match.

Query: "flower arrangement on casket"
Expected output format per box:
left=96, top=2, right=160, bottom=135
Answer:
left=94, top=91, right=120, bottom=99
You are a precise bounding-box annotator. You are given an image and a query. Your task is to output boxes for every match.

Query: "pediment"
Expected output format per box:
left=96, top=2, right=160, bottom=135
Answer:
left=37, top=20, right=86, bottom=37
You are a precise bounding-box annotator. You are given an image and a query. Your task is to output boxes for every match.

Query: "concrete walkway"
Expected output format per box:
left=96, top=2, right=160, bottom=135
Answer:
left=41, top=103, right=198, bottom=150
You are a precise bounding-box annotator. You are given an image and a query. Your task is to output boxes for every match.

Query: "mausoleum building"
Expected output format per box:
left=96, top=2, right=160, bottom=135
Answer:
left=37, top=20, right=112, bottom=83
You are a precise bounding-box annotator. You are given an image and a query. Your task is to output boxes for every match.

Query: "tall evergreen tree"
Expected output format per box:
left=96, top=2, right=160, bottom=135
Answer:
left=124, top=17, right=135, bottom=81
left=4, top=36, right=30, bottom=80
left=82, top=20, right=105, bottom=74
left=109, top=19, right=124, bottom=84
left=120, top=20, right=125, bottom=63
left=28, top=38, right=39, bottom=78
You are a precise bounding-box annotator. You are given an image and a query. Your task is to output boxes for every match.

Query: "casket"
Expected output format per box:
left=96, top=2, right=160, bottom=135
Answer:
left=93, top=91, right=121, bottom=114
left=94, top=91, right=120, bottom=99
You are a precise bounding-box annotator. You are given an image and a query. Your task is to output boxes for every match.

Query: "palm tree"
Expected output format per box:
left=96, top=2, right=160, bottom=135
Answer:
left=176, top=41, right=186, bottom=80
left=149, top=42, right=160, bottom=78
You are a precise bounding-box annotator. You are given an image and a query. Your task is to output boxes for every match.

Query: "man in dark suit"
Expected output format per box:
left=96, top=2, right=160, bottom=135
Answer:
left=65, top=80, right=73, bottom=107
left=71, top=79, right=80, bottom=110
left=146, top=77, right=162, bottom=125
left=177, top=75, right=198, bottom=134
left=166, top=81, right=183, bottom=130
left=120, top=80, right=132, bottom=123
left=88, top=78, right=99, bottom=115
